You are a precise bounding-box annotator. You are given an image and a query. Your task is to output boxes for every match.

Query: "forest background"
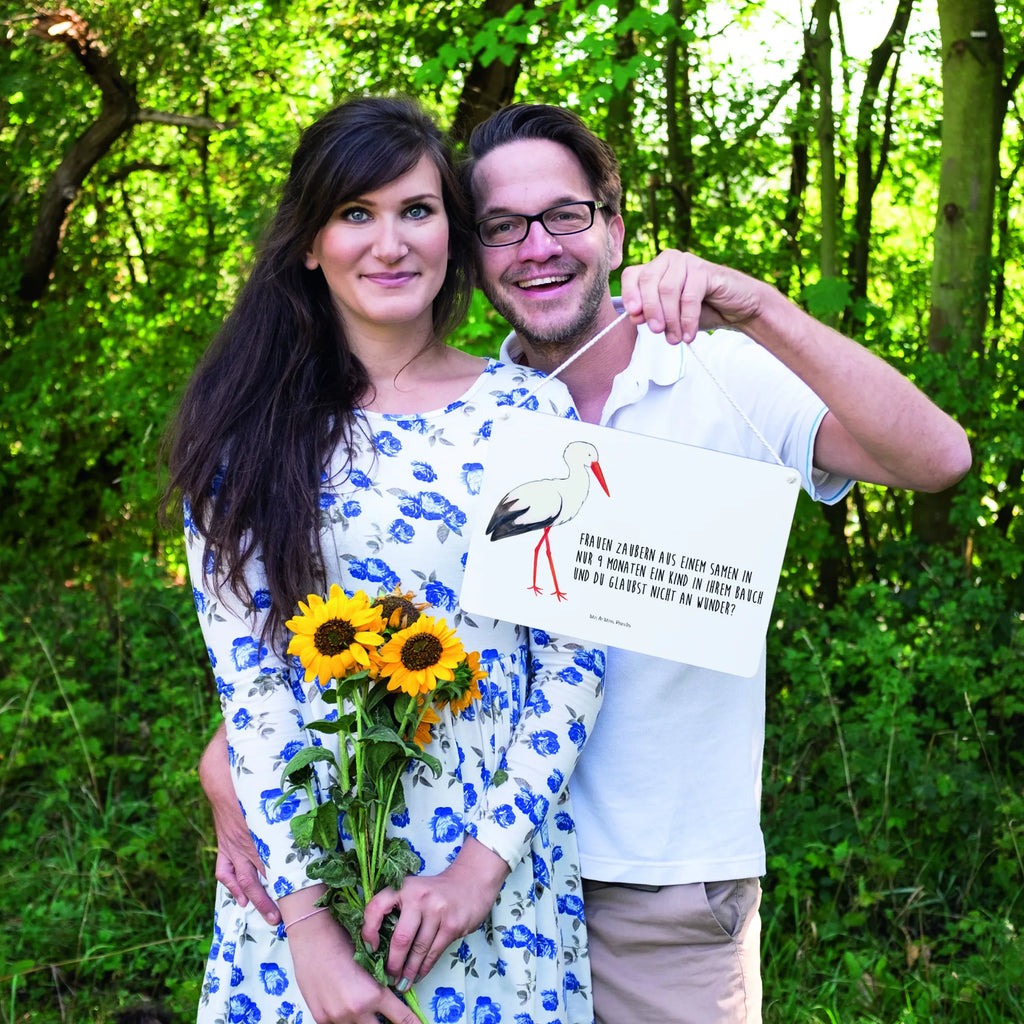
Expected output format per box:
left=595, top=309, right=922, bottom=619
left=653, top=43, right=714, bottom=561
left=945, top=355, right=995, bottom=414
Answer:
left=1, top=0, right=1022, bottom=1021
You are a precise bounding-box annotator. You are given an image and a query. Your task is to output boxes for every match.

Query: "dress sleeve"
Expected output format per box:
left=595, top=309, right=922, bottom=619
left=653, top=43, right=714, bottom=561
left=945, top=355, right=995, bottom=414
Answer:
left=467, top=630, right=605, bottom=870
left=185, top=506, right=325, bottom=897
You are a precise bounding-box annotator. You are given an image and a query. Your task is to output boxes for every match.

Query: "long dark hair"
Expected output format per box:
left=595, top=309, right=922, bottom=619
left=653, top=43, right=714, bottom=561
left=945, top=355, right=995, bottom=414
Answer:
left=163, top=96, right=474, bottom=643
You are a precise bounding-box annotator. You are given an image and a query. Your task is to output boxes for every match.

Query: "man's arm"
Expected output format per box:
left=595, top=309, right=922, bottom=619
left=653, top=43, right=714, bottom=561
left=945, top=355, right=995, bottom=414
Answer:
left=620, top=250, right=972, bottom=492
left=199, top=722, right=282, bottom=925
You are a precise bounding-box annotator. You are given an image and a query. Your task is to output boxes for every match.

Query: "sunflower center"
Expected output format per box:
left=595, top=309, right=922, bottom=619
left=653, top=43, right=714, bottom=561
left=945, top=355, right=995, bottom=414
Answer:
left=400, top=634, right=444, bottom=671
left=376, top=595, right=421, bottom=629
left=314, top=618, right=357, bottom=655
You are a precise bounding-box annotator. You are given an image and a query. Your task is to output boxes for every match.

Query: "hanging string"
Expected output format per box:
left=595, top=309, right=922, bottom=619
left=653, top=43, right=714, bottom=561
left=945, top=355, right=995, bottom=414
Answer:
left=514, top=310, right=787, bottom=467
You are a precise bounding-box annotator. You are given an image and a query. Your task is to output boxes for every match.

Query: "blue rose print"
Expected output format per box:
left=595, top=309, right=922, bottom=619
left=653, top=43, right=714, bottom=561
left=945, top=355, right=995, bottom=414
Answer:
left=432, top=987, right=466, bottom=1023
left=424, top=578, right=457, bottom=611
left=557, top=893, right=585, bottom=921
left=259, top=788, right=299, bottom=824
left=501, top=924, right=536, bottom=951
left=554, top=811, right=574, bottom=832
left=342, top=499, right=362, bottom=517
left=534, top=934, right=557, bottom=959
left=394, top=414, right=429, bottom=433
left=564, top=970, right=581, bottom=992
left=531, top=852, right=551, bottom=890
left=347, top=557, right=400, bottom=590
left=231, top=708, right=251, bottom=730
left=412, top=461, right=437, bottom=482
left=374, top=431, right=402, bottom=456
left=573, top=647, right=605, bottom=674
left=430, top=807, right=464, bottom=843
left=558, top=666, right=583, bottom=685
left=526, top=689, right=551, bottom=715
left=541, top=989, right=558, bottom=1011
left=259, top=963, right=289, bottom=996
left=231, top=636, right=265, bottom=671
left=227, top=994, right=261, bottom=1023
left=477, top=419, right=492, bottom=440
left=278, top=739, right=304, bottom=762
left=568, top=721, right=587, bottom=750
left=272, top=877, right=293, bottom=898
left=420, top=491, right=449, bottom=520
left=460, top=463, right=484, bottom=495
left=319, top=492, right=336, bottom=509
left=531, top=628, right=550, bottom=646
left=252, top=589, right=272, bottom=610
left=194, top=587, right=207, bottom=613
left=389, top=519, right=415, bottom=544
left=349, top=469, right=374, bottom=488
left=514, top=787, right=549, bottom=825
left=473, top=996, right=501, bottom=1024
left=230, top=965, right=244, bottom=986
left=545, top=769, right=564, bottom=794
left=493, top=804, right=516, bottom=828
left=529, top=730, right=560, bottom=756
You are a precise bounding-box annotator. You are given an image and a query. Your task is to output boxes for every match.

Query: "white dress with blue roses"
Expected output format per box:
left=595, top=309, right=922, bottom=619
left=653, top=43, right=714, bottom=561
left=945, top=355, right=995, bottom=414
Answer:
left=189, top=360, right=605, bottom=1024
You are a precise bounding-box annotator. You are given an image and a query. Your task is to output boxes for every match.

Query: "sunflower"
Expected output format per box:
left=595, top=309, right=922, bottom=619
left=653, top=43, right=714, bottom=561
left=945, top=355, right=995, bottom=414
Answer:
left=376, top=616, right=465, bottom=696
left=448, top=650, right=486, bottom=716
left=372, top=586, right=427, bottom=630
left=286, top=585, right=386, bottom=684
left=411, top=702, right=441, bottom=749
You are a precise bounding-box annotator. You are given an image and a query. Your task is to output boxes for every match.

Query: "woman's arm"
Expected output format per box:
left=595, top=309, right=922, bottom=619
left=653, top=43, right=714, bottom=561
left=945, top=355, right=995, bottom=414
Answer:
left=364, top=630, right=606, bottom=990
left=198, top=721, right=282, bottom=925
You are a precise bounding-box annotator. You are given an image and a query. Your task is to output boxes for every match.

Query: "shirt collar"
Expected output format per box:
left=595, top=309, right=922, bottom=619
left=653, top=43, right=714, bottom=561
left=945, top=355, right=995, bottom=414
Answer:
left=497, top=296, right=688, bottom=389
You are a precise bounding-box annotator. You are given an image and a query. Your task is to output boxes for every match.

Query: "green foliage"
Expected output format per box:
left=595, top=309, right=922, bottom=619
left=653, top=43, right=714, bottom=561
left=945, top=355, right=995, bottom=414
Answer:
left=2, top=0, right=1022, bottom=1020
left=0, top=557, right=215, bottom=1021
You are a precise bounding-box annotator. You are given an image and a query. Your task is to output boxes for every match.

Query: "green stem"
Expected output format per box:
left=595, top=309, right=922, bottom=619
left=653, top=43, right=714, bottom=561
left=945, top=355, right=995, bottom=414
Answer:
left=401, top=985, right=430, bottom=1024
left=351, top=692, right=374, bottom=903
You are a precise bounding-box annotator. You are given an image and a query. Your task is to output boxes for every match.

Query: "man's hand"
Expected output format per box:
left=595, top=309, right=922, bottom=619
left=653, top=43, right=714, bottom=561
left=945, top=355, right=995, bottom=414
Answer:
left=620, top=249, right=763, bottom=345
left=199, top=723, right=282, bottom=925
left=361, top=836, right=510, bottom=991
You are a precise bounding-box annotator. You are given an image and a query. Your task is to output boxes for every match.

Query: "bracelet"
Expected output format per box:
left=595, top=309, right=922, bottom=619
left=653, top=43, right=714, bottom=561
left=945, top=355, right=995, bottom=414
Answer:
left=283, top=906, right=329, bottom=932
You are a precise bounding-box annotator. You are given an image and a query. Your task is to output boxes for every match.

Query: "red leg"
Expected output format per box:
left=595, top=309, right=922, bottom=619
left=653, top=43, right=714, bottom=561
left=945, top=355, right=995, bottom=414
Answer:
left=529, top=530, right=548, bottom=595
left=543, top=531, right=567, bottom=601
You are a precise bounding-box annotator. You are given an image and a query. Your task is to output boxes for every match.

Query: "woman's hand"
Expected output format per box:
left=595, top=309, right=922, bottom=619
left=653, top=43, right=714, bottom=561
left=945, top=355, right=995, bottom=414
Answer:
left=285, top=903, right=421, bottom=1024
left=361, top=836, right=511, bottom=991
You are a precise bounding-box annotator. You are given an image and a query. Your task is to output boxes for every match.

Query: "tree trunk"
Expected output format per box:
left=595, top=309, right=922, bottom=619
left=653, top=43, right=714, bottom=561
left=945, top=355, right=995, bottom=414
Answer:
left=664, top=0, right=693, bottom=249
left=913, top=0, right=1004, bottom=545
left=449, top=0, right=534, bottom=144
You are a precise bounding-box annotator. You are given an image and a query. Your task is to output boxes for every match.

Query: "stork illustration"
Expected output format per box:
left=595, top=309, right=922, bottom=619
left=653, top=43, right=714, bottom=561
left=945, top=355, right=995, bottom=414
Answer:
left=486, top=440, right=610, bottom=601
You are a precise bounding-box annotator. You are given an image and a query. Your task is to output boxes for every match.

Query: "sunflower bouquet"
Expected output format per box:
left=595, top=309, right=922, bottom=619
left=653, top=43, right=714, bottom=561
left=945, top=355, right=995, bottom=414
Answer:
left=278, top=583, right=485, bottom=1020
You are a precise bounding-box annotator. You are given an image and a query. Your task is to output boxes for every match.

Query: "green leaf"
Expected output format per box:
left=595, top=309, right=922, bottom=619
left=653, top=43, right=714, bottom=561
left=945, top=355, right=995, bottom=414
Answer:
left=281, top=744, right=338, bottom=787
left=801, top=276, right=853, bottom=319
left=311, top=800, right=341, bottom=850
left=289, top=809, right=317, bottom=848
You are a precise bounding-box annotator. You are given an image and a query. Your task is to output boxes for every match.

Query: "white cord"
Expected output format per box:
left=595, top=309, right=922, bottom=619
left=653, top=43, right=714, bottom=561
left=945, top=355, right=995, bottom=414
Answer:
left=512, top=312, right=786, bottom=466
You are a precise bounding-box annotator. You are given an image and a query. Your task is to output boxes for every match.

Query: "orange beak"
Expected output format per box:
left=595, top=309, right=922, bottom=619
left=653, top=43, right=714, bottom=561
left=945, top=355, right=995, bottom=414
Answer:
left=590, top=460, right=610, bottom=497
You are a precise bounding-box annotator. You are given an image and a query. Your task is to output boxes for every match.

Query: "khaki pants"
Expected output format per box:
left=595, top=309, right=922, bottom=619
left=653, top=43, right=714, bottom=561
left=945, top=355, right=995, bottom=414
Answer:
left=582, top=878, right=762, bottom=1024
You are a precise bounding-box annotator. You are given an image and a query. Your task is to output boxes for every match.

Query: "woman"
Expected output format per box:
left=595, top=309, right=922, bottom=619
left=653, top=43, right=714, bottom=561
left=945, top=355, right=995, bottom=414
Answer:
left=164, top=97, right=605, bottom=1024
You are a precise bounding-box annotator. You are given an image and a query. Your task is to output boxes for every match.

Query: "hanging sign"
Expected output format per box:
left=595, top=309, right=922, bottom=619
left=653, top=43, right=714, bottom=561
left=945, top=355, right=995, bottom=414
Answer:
left=461, top=410, right=801, bottom=677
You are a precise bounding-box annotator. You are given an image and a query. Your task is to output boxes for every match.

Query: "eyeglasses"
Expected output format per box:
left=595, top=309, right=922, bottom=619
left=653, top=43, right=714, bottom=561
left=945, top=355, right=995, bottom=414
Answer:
left=474, top=200, right=607, bottom=247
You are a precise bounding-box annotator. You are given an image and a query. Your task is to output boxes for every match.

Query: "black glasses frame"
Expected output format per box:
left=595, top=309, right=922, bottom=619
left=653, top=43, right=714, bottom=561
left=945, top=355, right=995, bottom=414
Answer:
left=474, top=200, right=607, bottom=247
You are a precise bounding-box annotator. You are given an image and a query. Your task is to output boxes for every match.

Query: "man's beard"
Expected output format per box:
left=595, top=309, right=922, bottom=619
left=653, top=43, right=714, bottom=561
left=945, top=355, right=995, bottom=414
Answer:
left=481, top=259, right=611, bottom=356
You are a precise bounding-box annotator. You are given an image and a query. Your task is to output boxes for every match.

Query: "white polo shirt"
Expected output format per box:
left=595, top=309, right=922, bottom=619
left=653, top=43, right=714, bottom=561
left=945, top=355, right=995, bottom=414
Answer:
left=500, top=310, right=852, bottom=884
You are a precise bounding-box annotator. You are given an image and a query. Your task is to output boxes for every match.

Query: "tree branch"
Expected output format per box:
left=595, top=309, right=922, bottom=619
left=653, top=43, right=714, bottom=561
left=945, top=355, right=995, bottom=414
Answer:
left=18, top=8, right=232, bottom=302
left=136, top=109, right=232, bottom=130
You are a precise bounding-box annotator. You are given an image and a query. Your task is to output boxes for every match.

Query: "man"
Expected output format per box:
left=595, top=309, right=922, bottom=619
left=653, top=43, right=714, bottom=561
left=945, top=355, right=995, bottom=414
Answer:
left=202, top=104, right=970, bottom=1023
